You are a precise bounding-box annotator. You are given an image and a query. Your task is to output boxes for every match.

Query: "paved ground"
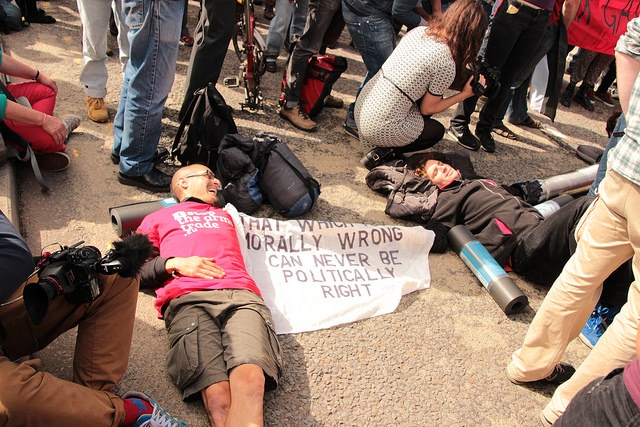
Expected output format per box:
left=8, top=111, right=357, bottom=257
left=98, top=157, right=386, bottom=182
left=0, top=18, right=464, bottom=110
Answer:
left=0, top=1, right=617, bottom=425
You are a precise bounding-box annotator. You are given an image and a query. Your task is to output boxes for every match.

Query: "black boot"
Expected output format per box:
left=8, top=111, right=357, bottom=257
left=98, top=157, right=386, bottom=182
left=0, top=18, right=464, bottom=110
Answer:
left=560, top=83, right=576, bottom=107
left=573, top=84, right=595, bottom=112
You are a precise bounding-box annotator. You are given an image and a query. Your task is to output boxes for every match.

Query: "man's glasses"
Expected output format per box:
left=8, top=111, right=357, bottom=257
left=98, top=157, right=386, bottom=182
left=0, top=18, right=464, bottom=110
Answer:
left=184, top=170, right=216, bottom=180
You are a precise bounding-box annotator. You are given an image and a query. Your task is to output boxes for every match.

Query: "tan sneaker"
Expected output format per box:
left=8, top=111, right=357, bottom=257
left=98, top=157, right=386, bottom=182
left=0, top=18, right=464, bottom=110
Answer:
left=86, top=97, right=109, bottom=123
left=279, top=105, right=318, bottom=132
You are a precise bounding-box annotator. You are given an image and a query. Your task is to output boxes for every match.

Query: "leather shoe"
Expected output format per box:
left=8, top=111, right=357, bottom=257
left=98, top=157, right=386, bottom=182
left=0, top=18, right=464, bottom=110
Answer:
left=475, top=129, right=496, bottom=153
left=448, top=125, right=480, bottom=151
left=118, top=167, right=172, bottom=192
left=361, top=147, right=395, bottom=170
left=111, top=147, right=169, bottom=165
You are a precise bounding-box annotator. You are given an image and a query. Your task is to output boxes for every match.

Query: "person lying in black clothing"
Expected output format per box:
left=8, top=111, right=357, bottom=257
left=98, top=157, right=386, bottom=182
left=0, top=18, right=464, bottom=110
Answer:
left=365, top=152, right=631, bottom=291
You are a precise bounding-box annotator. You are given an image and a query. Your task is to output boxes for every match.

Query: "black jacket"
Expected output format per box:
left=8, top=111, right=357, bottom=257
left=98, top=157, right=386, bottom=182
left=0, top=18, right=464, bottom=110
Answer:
left=366, top=165, right=543, bottom=265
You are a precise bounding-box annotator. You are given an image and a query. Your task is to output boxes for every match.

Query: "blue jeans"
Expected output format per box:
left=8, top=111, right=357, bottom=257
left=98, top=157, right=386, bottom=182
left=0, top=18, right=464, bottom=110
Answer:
left=342, top=1, right=396, bottom=128
left=589, top=114, right=626, bottom=196
left=0, top=0, right=22, bottom=31
left=554, top=367, right=640, bottom=427
left=265, top=0, right=309, bottom=59
left=283, top=0, right=342, bottom=105
left=112, top=0, right=182, bottom=176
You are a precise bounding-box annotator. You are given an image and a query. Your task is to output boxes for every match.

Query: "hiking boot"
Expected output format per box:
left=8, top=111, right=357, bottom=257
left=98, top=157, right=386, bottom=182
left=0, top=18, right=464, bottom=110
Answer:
left=86, top=96, right=109, bottom=123
left=122, top=391, right=188, bottom=427
left=507, top=362, right=575, bottom=386
left=560, top=82, right=576, bottom=107
left=448, top=125, right=480, bottom=151
left=573, top=85, right=595, bottom=111
left=475, top=128, right=496, bottom=153
left=62, top=116, right=81, bottom=140
left=324, top=94, right=344, bottom=109
left=594, top=90, right=616, bottom=107
left=35, top=151, right=71, bottom=172
left=579, top=302, right=621, bottom=348
left=279, top=105, right=317, bottom=131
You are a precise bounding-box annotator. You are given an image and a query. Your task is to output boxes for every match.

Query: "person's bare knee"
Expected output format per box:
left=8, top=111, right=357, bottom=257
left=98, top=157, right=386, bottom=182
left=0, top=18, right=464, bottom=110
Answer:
left=201, top=381, right=231, bottom=427
left=229, top=364, right=266, bottom=399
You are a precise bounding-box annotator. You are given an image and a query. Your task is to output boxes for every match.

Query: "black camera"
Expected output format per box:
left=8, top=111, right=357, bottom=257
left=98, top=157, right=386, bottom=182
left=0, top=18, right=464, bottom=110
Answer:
left=24, top=241, right=104, bottom=324
left=469, top=60, right=502, bottom=98
left=23, top=234, right=152, bottom=325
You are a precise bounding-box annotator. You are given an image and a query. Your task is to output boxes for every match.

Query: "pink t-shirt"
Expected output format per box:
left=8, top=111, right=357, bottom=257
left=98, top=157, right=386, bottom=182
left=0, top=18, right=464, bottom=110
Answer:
left=137, top=201, right=262, bottom=314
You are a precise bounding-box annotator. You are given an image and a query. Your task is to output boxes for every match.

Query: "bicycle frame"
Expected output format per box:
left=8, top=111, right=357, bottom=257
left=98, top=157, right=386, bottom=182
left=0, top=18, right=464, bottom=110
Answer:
left=237, top=0, right=264, bottom=111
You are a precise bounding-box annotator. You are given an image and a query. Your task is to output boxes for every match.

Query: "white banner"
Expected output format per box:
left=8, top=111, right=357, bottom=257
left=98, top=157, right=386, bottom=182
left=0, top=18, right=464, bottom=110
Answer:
left=230, top=209, right=434, bottom=334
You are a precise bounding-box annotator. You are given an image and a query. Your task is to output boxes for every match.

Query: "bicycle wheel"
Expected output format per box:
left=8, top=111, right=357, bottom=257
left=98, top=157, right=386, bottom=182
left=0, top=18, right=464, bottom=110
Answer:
left=232, top=20, right=246, bottom=62
left=233, top=24, right=266, bottom=73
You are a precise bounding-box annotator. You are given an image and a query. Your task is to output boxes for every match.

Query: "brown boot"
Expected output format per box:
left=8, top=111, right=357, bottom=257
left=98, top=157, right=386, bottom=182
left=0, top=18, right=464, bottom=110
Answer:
left=279, top=105, right=318, bottom=132
left=86, top=97, right=109, bottom=123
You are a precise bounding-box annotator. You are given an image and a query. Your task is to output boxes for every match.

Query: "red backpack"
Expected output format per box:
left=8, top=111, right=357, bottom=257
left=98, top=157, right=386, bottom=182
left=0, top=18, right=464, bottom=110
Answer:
left=280, top=53, right=348, bottom=118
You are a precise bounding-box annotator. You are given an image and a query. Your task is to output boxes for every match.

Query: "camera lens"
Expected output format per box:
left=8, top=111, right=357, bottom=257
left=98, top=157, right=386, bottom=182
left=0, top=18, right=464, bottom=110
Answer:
left=23, top=277, right=61, bottom=325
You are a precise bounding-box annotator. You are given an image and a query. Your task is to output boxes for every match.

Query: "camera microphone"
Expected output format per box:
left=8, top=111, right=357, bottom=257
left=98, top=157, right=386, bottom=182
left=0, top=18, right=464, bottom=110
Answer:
left=99, top=233, right=153, bottom=277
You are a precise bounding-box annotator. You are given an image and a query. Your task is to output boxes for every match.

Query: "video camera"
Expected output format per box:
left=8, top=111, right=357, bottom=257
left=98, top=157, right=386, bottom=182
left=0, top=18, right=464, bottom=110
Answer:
left=23, top=233, right=152, bottom=325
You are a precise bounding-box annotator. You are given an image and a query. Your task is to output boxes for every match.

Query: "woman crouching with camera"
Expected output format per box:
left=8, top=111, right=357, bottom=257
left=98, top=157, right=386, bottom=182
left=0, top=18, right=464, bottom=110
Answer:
left=354, top=0, right=487, bottom=170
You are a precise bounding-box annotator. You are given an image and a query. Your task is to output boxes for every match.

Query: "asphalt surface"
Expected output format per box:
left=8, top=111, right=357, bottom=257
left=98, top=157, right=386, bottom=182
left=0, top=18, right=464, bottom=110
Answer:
left=0, top=1, right=616, bottom=425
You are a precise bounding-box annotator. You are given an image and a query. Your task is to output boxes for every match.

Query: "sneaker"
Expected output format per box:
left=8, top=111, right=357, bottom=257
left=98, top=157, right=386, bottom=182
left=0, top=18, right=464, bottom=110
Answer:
left=587, top=89, right=596, bottom=103
left=594, top=91, right=616, bottom=107
left=62, top=116, right=81, bottom=140
left=121, top=391, right=188, bottom=427
left=279, top=105, right=317, bottom=132
left=263, top=3, right=275, bottom=20
left=180, top=33, right=194, bottom=47
left=539, top=412, right=553, bottom=427
left=448, top=125, right=480, bottom=151
left=507, top=362, right=575, bottom=386
left=265, top=61, right=277, bottom=73
left=324, top=94, right=344, bottom=109
left=35, top=151, right=71, bottom=172
left=475, top=129, right=496, bottom=153
left=579, top=302, right=621, bottom=348
left=85, top=97, right=109, bottom=123
left=343, top=123, right=359, bottom=140
left=609, top=85, right=619, bottom=99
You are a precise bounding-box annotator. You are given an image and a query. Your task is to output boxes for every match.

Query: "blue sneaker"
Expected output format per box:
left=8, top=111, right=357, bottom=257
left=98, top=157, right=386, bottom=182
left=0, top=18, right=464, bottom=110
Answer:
left=122, top=391, right=188, bottom=427
left=579, top=303, right=621, bottom=349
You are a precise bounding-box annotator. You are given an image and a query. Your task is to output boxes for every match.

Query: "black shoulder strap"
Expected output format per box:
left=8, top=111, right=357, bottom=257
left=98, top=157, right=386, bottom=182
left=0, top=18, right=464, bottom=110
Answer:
left=171, top=86, right=205, bottom=159
left=0, top=80, right=49, bottom=192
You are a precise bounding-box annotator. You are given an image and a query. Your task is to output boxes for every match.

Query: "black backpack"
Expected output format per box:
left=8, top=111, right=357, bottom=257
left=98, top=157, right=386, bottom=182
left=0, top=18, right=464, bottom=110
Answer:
left=171, top=83, right=237, bottom=171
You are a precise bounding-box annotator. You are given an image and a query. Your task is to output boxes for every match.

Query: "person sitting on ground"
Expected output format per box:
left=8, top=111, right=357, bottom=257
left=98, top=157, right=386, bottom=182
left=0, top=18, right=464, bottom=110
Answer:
left=136, top=164, right=283, bottom=427
left=354, top=0, right=487, bottom=170
left=0, top=51, right=80, bottom=169
left=0, top=209, right=187, bottom=427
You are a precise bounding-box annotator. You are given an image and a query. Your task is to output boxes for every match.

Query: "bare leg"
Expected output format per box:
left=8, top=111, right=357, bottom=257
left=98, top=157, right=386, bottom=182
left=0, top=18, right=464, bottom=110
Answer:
left=201, top=381, right=231, bottom=427
left=225, top=364, right=266, bottom=427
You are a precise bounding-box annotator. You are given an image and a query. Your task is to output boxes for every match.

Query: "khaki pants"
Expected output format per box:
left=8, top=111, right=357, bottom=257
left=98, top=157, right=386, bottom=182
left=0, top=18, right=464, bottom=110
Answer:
left=0, top=273, right=139, bottom=426
left=507, top=170, right=640, bottom=422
